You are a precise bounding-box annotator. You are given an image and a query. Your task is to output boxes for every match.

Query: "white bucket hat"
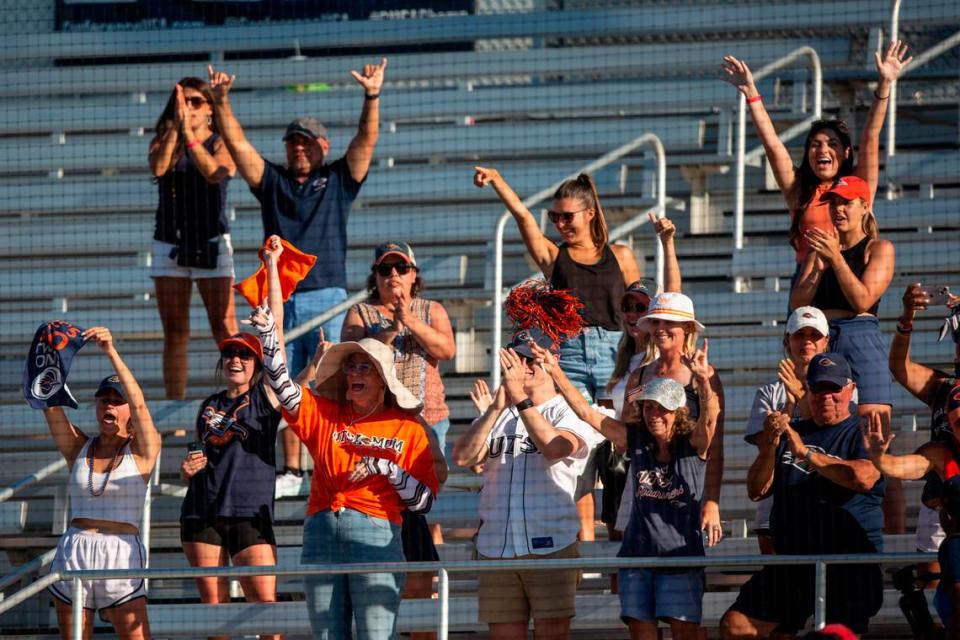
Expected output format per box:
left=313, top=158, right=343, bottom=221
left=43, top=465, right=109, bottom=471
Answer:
left=313, top=338, right=422, bottom=413
left=637, top=292, right=705, bottom=333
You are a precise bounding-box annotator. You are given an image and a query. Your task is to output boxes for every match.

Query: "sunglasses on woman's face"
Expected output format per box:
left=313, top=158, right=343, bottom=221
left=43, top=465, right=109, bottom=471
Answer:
left=374, top=262, right=417, bottom=277
left=547, top=207, right=588, bottom=225
left=621, top=300, right=649, bottom=314
left=342, top=362, right=374, bottom=375
left=184, top=96, right=208, bottom=109
left=221, top=347, right=255, bottom=361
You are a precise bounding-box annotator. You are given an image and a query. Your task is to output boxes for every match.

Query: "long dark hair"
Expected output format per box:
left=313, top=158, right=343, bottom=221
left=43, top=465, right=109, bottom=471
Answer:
left=150, top=77, right=218, bottom=155
left=788, top=119, right=854, bottom=251
left=552, top=173, right=609, bottom=249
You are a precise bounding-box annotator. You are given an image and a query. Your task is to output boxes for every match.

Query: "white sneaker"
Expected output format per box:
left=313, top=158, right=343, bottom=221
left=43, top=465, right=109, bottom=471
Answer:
left=274, top=471, right=306, bottom=498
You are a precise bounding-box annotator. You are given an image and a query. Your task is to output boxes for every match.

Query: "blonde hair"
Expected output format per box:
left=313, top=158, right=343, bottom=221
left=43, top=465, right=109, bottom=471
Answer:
left=552, top=173, right=609, bottom=249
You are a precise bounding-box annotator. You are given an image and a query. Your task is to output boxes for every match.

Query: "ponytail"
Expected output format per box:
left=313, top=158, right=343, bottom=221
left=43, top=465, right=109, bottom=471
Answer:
left=553, top=173, right=609, bottom=249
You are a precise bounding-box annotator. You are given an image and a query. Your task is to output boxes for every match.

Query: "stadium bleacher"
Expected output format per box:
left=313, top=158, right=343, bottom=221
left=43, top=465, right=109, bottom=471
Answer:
left=1, top=0, right=959, bottom=637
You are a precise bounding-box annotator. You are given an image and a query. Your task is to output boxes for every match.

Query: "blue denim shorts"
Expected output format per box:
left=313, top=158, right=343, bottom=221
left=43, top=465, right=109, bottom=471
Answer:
left=827, top=316, right=891, bottom=406
left=558, top=326, right=623, bottom=402
left=618, top=567, right=704, bottom=624
left=283, top=287, right=348, bottom=375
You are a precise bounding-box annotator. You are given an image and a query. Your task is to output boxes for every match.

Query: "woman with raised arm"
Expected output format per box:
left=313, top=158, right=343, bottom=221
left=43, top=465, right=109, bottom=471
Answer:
left=178, top=327, right=282, bottom=640
left=148, top=77, right=238, bottom=400
left=721, top=42, right=910, bottom=269
left=531, top=340, right=720, bottom=640
left=474, top=166, right=641, bottom=540
left=247, top=240, right=439, bottom=640
left=41, top=327, right=161, bottom=640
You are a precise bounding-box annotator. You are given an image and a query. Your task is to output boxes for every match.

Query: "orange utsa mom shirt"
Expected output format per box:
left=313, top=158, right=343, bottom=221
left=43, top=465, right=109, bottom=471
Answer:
left=284, top=390, right=439, bottom=525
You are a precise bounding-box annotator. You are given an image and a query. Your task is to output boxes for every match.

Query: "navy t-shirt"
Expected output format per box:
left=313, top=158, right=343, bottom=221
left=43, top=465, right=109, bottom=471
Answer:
left=770, top=414, right=885, bottom=555
left=618, top=428, right=706, bottom=559
left=936, top=534, right=960, bottom=625
left=252, top=156, right=363, bottom=291
left=180, top=385, right=281, bottom=521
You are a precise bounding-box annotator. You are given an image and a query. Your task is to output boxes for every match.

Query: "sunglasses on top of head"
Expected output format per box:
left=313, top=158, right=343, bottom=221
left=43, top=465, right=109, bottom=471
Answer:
left=222, top=347, right=255, bottom=361
left=547, top=207, right=589, bottom=225
left=374, top=262, right=417, bottom=277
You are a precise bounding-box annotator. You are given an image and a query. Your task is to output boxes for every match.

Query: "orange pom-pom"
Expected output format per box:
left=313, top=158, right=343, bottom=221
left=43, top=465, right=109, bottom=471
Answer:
left=505, top=280, right=585, bottom=345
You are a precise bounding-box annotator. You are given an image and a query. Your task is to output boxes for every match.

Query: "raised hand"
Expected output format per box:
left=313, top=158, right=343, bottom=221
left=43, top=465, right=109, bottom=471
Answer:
left=499, top=348, right=527, bottom=403
left=350, top=58, right=388, bottom=95
left=875, top=40, right=912, bottom=84
left=527, top=340, right=558, bottom=375
left=469, top=378, right=494, bottom=415
left=778, top=358, right=804, bottom=404
left=174, top=84, right=187, bottom=128
left=683, top=338, right=711, bottom=382
left=473, top=166, right=501, bottom=188
left=804, top=226, right=842, bottom=264
left=721, top=55, right=759, bottom=97
left=901, top=282, right=928, bottom=318
left=83, top=326, right=115, bottom=353
left=762, top=411, right=789, bottom=448
left=262, top=234, right=283, bottom=263
left=861, top=411, right=893, bottom=459
left=648, top=211, right=676, bottom=244
left=246, top=304, right=275, bottom=335
left=310, top=328, right=333, bottom=367
left=206, top=64, right=236, bottom=103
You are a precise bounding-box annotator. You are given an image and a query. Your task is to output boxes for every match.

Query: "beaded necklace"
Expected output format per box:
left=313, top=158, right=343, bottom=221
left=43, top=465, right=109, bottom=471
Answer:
left=86, top=436, right=132, bottom=497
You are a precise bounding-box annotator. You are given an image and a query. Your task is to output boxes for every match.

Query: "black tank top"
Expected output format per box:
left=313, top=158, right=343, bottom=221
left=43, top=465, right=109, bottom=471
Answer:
left=549, top=244, right=625, bottom=330
left=810, top=237, right=880, bottom=315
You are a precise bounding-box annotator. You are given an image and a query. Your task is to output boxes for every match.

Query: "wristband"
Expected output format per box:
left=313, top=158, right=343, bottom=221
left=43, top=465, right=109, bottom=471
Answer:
left=896, top=322, right=913, bottom=335
left=746, top=95, right=762, bottom=104
left=186, top=139, right=202, bottom=150
left=365, top=93, right=380, bottom=100
left=873, top=89, right=890, bottom=100
left=515, top=398, right=535, bottom=412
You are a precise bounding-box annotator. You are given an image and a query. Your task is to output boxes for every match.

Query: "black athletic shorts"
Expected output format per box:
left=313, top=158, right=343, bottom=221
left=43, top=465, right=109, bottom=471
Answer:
left=180, top=514, right=277, bottom=556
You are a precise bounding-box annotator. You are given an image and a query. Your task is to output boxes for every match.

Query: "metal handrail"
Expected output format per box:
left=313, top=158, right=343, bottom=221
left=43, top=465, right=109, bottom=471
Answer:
left=733, top=46, right=822, bottom=253
left=0, top=551, right=927, bottom=639
left=490, top=132, right=666, bottom=389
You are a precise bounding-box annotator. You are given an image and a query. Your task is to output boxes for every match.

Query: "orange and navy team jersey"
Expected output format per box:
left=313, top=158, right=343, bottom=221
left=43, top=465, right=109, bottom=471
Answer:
left=284, top=390, right=439, bottom=525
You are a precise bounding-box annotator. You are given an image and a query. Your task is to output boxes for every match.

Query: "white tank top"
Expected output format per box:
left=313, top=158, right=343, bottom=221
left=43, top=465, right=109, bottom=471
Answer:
left=68, top=438, right=148, bottom=529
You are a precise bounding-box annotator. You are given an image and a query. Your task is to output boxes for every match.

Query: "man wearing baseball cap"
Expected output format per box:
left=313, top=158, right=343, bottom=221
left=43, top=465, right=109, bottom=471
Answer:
left=722, top=352, right=885, bottom=637
left=452, top=328, right=596, bottom=637
left=205, top=58, right=388, bottom=365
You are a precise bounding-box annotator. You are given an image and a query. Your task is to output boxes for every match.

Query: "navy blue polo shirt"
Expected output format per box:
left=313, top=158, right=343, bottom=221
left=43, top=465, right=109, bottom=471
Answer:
left=770, top=414, right=885, bottom=555
left=252, top=156, right=363, bottom=291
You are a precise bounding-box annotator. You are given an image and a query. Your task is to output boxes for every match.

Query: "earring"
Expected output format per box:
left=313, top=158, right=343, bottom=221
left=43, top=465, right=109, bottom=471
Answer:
left=207, top=116, right=212, bottom=127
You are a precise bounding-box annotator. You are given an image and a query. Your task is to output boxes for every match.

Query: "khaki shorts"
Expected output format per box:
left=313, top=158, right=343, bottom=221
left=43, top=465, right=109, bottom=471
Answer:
left=477, top=542, right=580, bottom=624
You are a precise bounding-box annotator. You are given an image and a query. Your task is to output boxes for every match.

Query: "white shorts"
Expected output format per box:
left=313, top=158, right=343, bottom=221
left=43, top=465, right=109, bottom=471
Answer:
left=915, top=503, right=946, bottom=553
left=150, top=233, right=235, bottom=279
left=48, top=528, right=147, bottom=611
left=753, top=496, right=773, bottom=533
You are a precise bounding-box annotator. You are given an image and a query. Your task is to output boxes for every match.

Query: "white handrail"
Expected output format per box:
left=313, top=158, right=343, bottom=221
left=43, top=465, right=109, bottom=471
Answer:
left=733, top=46, right=822, bottom=253
left=490, top=132, right=666, bottom=389
left=886, top=0, right=903, bottom=159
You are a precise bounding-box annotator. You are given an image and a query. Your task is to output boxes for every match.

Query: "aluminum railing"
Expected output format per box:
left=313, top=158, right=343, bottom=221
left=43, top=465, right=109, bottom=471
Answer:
left=0, top=551, right=932, bottom=639
left=490, top=132, right=666, bottom=389
left=733, top=46, right=822, bottom=256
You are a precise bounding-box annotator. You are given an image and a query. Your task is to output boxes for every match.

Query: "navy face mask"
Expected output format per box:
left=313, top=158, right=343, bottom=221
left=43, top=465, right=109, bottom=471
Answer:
left=23, top=321, right=86, bottom=410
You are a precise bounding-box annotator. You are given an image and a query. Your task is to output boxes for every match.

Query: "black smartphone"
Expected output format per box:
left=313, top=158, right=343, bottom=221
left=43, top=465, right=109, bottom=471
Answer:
left=187, top=442, right=204, bottom=457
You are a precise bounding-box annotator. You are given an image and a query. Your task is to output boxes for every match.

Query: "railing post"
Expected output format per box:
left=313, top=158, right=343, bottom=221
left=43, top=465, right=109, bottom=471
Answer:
left=438, top=567, right=449, bottom=640
left=72, top=577, right=84, bottom=640
left=813, top=561, right=827, bottom=630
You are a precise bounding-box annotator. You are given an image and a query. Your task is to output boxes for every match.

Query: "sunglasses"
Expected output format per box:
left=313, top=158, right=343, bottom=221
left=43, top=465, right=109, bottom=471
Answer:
left=342, top=362, right=375, bottom=375
left=184, top=96, right=208, bottom=109
left=374, top=262, right=417, bottom=277
left=621, top=300, right=649, bottom=314
left=221, top=347, right=255, bottom=361
left=810, top=383, right=844, bottom=395
left=547, top=207, right=589, bottom=225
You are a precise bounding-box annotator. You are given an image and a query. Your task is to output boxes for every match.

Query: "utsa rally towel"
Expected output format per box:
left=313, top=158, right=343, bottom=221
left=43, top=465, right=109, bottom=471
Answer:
left=234, top=238, right=317, bottom=307
left=23, top=321, right=86, bottom=409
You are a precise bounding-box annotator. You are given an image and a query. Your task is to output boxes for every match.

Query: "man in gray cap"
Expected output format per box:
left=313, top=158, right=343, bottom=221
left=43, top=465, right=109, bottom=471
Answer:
left=207, top=59, right=387, bottom=495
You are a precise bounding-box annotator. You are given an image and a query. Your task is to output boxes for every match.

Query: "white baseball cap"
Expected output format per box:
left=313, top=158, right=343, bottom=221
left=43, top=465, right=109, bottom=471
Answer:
left=786, top=306, right=829, bottom=337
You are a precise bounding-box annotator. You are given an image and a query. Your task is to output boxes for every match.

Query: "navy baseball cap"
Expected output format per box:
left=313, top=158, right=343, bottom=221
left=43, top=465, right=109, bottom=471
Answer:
left=374, top=241, right=417, bottom=267
left=283, top=117, right=328, bottom=141
left=623, top=278, right=656, bottom=300
left=507, top=328, right=556, bottom=358
left=806, top=352, right=853, bottom=388
left=94, top=375, right=127, bottom=401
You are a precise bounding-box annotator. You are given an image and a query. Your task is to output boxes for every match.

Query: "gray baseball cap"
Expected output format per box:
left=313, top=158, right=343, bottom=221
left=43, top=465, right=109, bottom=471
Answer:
left=283, top=117, right=328, bottom=141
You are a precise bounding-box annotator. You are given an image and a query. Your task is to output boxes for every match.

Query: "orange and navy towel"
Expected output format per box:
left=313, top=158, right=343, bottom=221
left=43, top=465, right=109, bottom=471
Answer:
left=23, top=321, right=86, bottom=409
left=234, top=238, right=317, bottom=307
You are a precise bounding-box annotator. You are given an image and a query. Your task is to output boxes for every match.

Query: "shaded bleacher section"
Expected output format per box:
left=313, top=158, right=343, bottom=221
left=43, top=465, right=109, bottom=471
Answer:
left=1, top=1, right=959, bottom=636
